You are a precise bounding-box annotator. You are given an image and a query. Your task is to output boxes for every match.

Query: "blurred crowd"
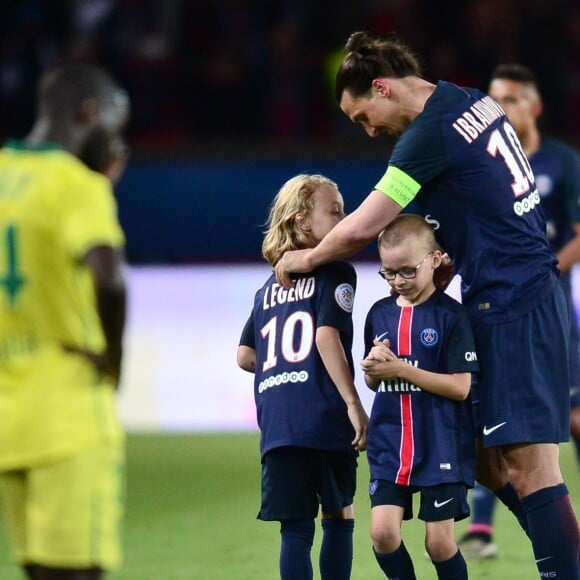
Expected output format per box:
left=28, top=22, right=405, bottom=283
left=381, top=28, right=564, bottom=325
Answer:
left=0, top=0, right=579, bottom=150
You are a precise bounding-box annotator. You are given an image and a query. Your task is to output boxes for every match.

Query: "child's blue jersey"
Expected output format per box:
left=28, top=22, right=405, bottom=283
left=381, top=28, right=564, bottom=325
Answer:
left=364, top=290, right=479, bottom=487
left=379, top=81, right=558, bottom=324
left=531, top=138, right=580, bottom=254
left=239, top=262, right=357, bottom=458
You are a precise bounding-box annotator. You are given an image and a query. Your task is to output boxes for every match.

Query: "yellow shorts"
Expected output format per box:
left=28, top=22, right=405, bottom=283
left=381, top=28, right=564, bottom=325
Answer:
left=0, top=439, right=124, bottom=570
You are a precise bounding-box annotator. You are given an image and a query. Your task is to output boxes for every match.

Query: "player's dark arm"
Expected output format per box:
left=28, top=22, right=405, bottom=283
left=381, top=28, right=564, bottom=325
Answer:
left=556, top=223, right=580, bottom=274
left=237, top=346, right=256, bottom=373
left=85, top=245, right=126, bottom=383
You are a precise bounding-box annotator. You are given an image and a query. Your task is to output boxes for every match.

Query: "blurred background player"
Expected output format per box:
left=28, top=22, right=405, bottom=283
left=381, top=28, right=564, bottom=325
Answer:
left=458, top=63, right=580, bottom=560
left=362, top=215, right=478, bottom=580
left=237, top=174, right=369, bottom=580
left=0, top=63, right=129, bottom=580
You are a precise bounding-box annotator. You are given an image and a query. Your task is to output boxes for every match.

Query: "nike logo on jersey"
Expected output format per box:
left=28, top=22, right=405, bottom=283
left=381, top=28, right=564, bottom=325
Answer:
left=374, top=331, right=389, bottom=342
left=482, top=422, right=507, bottom=436
left=434, top=498, right=454, bottom=508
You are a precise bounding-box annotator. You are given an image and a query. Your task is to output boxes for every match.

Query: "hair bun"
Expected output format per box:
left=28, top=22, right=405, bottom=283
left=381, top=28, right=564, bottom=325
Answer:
left=345, top=31, right=372, bottom=54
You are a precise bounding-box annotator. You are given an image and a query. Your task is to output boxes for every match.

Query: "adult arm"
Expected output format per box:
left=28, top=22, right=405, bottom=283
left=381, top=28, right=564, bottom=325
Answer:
left=275, top=190, right=402, bottom=287
left=556, top=223, right=580, bottom=274
left=72, top=245, right=126, bottom=385
left=316, top=325, right=369, bottom=450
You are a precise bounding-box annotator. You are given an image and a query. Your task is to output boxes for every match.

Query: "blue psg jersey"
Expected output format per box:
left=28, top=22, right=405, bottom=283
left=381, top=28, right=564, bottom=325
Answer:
left=530, top=138, right=580, bottom=254
left=364, top=290, right=479, bottom=487
left=239, top=262, right=357, bottom=458
left=387, top=81, right=558, bottom=324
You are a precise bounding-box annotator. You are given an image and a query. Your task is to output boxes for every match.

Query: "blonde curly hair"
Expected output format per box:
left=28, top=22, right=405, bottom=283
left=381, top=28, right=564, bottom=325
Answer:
left=262, top=174, right=339, bottom=266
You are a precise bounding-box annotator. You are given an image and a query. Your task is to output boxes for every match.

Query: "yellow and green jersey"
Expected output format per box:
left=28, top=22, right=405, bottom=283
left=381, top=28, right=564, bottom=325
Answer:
left=0, top=141, right=125, bottom=470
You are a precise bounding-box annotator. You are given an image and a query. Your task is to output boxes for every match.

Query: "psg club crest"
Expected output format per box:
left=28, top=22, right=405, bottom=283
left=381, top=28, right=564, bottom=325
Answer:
left=420, top=327, right=439, bottom=347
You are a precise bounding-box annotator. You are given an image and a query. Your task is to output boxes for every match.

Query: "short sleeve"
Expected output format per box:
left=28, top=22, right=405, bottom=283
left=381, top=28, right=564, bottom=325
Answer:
left=62, top=172, right=125, bottom=259
left=445, top=308, right=479, bottom=373
left=317, top=263, right=356, bottom=334
left=239, top=312, right=255, bottom=349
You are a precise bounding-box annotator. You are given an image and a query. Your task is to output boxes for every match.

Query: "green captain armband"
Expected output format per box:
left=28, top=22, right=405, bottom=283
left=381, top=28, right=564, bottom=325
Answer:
left=375, top=166, right=421, bottom=208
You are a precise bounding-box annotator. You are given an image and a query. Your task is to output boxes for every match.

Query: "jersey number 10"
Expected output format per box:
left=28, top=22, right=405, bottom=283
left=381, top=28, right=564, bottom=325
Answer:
left=260, top=312, right=314, bottom=372
left=487, top=121, right=535, bottom=197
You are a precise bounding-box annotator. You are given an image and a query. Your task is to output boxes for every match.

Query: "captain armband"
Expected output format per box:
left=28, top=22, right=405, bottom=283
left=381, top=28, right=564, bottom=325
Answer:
left=375, top=166, right=421, bottom=209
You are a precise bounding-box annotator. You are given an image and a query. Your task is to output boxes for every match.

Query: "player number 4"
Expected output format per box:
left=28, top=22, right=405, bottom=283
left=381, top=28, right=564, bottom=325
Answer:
left=0, top=224, right=26, bottom=306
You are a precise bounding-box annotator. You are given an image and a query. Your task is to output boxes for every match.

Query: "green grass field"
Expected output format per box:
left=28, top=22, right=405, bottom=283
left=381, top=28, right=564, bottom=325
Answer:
left=1, top=433, right=578, bottom=579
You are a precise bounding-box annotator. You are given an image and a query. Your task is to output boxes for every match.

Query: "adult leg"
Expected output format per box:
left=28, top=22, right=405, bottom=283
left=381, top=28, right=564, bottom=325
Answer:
left=571, top=405, right=580, bottom=464
left=319, top=505, right=354, bottom=580
left=503, top=442, right=579, bottom=578
left=475, top=442, right=529, bottom=535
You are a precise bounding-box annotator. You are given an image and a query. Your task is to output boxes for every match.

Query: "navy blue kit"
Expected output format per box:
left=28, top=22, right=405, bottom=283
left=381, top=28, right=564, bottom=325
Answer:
left=380, top=81, right=570, bottom=447
left=240, top=262, right=357, bottom=458
left=364, top=290, right=479, bottom=489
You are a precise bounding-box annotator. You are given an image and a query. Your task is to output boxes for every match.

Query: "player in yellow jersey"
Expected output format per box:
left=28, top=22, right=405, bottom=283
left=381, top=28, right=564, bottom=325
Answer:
left=0, top=64, right=129, bottom=580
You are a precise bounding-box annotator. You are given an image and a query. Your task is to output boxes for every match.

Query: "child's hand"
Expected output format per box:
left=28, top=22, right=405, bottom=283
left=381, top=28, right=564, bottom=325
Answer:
left=347, top=400, right=369, bottom=452
left=365, top=339, right=395, bottom=363
left=361, top=344, right=401, bottom=380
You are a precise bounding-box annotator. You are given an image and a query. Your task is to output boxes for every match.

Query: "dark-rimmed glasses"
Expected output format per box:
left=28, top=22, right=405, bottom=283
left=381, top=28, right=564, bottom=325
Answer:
left=378, top=252, right=433, bottom=281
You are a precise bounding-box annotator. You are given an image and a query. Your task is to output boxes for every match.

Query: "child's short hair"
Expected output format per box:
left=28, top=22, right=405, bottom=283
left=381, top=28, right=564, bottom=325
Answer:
left=378, top=214, right=437, bottom=252
left=262, top=174, right=338, bottom=266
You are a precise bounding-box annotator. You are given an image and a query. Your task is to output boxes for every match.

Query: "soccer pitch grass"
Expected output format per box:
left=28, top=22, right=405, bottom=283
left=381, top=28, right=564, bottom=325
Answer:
left=1, top=434, right=578, bottom=579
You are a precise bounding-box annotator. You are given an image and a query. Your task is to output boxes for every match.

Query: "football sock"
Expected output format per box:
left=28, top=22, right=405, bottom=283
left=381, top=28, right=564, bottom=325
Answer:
left=373, top=542, right=416, bottom=579
left=432, top=549, right=467, bottom=580
left=522, top=483, right=580, bottom=578
left=279, top=519, right=315, bottom=580
left=319, top=518, right=354, bottom=580
left=495, top=482, right=529, bottom=536
left=468, top=482, right=496, bottom=533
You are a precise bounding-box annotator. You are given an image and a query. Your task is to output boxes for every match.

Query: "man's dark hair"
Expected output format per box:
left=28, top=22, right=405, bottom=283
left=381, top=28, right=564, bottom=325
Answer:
left=335, top=31, right=422, bottom=102
left=490, top=63, right=538, bottom=88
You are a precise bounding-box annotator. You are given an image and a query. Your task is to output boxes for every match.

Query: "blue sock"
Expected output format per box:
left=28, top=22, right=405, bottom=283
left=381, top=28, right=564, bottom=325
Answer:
left=320, top=518, right=354, bottom=580
left=522, top=484, right=580, bottom=578
left=432, top=550, right=467, bottom=580
left=280, top=519, right=315, bottom=580
left=496, top=482, right=529, bottom=536
left=373, top=542, right=416, bottom=579
left=471, top=481, right=496, bottom=528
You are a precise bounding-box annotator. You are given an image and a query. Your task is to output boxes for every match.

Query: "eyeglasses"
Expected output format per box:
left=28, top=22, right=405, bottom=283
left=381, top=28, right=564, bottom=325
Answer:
left=378, top=252, right=433, bottom=281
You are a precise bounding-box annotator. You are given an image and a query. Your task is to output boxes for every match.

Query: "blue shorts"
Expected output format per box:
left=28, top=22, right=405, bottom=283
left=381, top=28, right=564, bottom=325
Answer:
left=369, top=479, right=470, bottom=522
left=258, top=446, right=357, bottom=521
left=473, top=284, right=570, bottom=447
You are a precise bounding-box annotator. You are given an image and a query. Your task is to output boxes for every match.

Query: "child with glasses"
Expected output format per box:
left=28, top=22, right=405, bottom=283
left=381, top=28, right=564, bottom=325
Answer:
left=361, top=214, right=479, bottom=579
left=237, top=174, right=369, bottom=580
